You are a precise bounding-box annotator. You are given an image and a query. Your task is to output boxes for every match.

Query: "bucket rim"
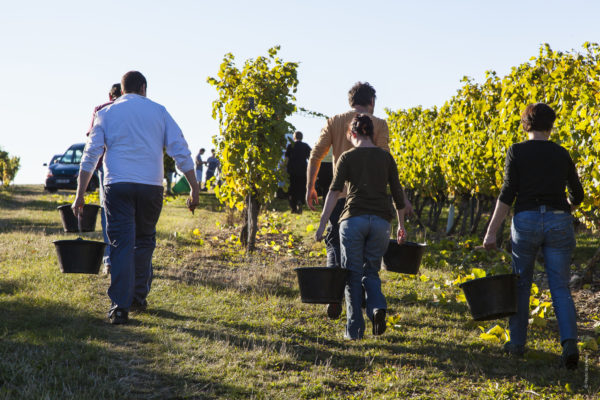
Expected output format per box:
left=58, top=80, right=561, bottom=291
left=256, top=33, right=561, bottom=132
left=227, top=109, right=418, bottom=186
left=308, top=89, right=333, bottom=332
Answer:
left=57, top=203, right=101, bottom=211
left=294, top=266, right=347, bottom=272
left=387, top=240, right=427, bottom=247
left=53, top=238, right=106, bottom=245
left=459, top=273, right=518, bottom=288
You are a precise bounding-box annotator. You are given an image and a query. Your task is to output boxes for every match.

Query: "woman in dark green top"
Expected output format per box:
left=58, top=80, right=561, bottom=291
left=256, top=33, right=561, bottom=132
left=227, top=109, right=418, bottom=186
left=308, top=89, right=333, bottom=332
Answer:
left=316, top=114, right=407, bottom=340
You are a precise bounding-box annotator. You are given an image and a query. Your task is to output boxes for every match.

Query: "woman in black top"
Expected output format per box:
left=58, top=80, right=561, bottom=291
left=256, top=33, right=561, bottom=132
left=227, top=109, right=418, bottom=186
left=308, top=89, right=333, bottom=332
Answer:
left=484, top=103, right=583, bottom=369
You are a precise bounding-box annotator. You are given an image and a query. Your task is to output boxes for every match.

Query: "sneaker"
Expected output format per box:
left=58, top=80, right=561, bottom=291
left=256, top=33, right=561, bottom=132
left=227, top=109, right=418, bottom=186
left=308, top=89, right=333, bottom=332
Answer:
left=129, top=300, right=147, bottom=313
left=372, top=309, right=386, bottom=336
left=326, top=303, right=342, bottom=320
left=108, top=308, right=128, bottom=325
left=503, top=341, right=525, bottom=358
left=561, top=339, right=579, bottom=370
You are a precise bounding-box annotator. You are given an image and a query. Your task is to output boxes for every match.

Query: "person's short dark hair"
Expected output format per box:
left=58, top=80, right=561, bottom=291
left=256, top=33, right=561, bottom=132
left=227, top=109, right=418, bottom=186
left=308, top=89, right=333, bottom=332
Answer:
left=121, top=71, right=147, bottom=94
left=349, top=114, right=374, bottom=139
left=109, top=83, right=122, bottom=100
left=294, top=131, right=303, bottom=141
left=521, top=103, right=556, bottom=132
left=348, top=82, right=376, bottom=107
left=200, top=148, right=205, bottom=152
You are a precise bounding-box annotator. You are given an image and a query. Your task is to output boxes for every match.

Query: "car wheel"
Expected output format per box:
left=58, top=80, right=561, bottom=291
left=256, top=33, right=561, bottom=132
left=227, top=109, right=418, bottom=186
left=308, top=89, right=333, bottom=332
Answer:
left=46, top=187, right=58, bottom=193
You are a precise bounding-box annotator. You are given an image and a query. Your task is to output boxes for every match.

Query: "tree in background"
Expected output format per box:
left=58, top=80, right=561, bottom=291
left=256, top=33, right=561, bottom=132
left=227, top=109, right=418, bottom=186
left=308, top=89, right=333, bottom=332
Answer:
left=207, top=46, right=299, bottom=252
left=0, top=148, right=20, bottom=187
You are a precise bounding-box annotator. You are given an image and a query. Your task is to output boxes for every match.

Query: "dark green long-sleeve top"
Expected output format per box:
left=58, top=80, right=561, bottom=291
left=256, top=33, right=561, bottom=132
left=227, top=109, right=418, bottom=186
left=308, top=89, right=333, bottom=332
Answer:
left=330, top=147, right=405, bottom=223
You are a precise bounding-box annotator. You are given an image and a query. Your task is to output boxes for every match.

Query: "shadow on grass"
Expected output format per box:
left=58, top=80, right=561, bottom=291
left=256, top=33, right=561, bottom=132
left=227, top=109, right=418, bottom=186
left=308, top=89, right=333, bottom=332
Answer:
left=0, top=279, right=24, bottom=296
left=0, top=217, right=65, bottom=234
left=154, top=261, right=300, bottom=300
left=143, top=304, right=600, bottom=396
left=147, top=308, right=196, bottom=322
left=0, top=187, right=67, bottom=212
left=0, top=298, right=254, bottom=399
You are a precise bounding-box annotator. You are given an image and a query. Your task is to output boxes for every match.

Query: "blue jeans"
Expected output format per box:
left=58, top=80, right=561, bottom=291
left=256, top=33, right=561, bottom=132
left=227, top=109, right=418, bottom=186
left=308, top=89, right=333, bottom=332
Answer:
left=325, top=198, right=345, bottom=268
left=98, top=167, right=111, bottom=265
left=105, top=183, right=163, bottom=310
left=510, top=207, right=577, bottom=346
left=340, top=215, right=390, bottom=339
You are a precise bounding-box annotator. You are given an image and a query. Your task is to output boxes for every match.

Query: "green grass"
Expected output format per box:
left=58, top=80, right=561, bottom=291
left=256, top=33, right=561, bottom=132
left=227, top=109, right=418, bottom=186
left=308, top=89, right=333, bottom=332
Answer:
left=0, top=185, right=599, bottom=399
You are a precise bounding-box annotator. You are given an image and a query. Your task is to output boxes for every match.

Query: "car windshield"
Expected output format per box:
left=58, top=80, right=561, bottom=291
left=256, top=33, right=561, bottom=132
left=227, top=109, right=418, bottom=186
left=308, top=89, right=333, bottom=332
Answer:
left=60, top=148, right=83, bottom=164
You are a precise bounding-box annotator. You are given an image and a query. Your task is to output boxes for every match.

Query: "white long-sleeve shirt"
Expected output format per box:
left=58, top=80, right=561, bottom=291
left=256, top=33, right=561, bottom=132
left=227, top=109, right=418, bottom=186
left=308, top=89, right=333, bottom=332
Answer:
left=80, top=93, right=194, bottom=186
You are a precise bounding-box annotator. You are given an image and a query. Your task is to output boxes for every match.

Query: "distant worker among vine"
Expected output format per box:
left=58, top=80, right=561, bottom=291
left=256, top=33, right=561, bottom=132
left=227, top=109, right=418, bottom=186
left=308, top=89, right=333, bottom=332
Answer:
left=196, top=148, right=205, bottom=188
left=306, top=81, right=412, bottom=320
left=315, top=114, right=407, bottom=339
left=285, top=131, right=311, bottom=214
left=483, top=103, right=584, bottom=369
left=164, top=149, right=176, bottom=195
left=204, top=149, right=220, bottom=191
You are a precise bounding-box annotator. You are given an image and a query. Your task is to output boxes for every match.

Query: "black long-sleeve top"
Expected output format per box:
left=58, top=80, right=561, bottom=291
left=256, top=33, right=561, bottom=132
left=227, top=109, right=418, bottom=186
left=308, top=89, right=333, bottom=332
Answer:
left=498, top=140, right=584, bottom=214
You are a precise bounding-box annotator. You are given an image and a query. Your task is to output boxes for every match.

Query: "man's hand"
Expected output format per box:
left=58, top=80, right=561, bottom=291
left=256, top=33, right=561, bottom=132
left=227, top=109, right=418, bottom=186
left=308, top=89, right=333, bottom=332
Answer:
left=72, top=169, right=93, bottom=219
left=306, top=187, right=319, bottom=211
left=397, top=226, right=407, bottom=244
left=182, top=169, right=200, bottom=214
left=186, top=190, right=199, bottom=214
left=315, top=223, right=326, bottom=242
left=71, top=195, right=85, bottom=218
left=482, top=232, right=497, bottom=250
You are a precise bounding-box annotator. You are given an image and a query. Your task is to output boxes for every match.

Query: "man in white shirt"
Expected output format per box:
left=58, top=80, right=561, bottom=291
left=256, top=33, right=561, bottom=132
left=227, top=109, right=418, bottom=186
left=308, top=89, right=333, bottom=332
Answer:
left=73, top=71, right=199, bottom=324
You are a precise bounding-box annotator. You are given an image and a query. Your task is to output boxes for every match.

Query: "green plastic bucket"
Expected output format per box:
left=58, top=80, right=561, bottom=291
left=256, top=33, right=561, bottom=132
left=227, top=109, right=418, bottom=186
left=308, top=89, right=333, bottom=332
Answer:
left=172, top=175, right=190, bottom=195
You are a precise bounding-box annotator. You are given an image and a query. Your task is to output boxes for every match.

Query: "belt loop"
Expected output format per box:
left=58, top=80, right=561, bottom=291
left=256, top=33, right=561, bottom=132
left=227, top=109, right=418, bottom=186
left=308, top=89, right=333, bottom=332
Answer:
left=540, top=205, right=546, bottom=213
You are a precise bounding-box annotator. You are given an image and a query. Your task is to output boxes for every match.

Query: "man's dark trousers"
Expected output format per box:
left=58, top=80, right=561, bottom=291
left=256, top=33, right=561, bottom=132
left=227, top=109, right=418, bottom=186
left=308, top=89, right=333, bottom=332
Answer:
left=288, top=173, right=307, bottom=212
left=326, top=198, right=345, bottom=268
left=105, top=183, right=163, bottom=310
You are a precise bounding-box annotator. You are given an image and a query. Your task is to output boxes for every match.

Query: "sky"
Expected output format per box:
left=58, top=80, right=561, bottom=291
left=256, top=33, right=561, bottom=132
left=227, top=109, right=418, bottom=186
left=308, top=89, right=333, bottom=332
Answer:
left=1, top=0, right=598, bottom=184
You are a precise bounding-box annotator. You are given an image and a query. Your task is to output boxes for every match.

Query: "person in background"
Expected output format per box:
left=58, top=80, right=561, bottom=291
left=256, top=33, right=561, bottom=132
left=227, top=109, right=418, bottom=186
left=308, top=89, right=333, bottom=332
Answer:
left=196, top=148, right=205, bottom=189
left=73, top=71, right=199, bottom=325
left=316, top=114, right=406, bottom=339
left=483, top=103, right=584, bottom=369
left=285, top=131, right=311, bottom=214
left=164, top=150, right=176, bottom=195
left=88, top=83, right=122, bottom=274
left=204, top=149, right=220, bottom=191
left=306, top=81, right=413, bottom=320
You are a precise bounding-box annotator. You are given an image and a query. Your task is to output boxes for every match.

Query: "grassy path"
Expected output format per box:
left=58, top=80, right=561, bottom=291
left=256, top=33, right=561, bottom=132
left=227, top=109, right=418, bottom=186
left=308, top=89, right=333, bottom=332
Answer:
left=0, top=186, right=599, bottom=399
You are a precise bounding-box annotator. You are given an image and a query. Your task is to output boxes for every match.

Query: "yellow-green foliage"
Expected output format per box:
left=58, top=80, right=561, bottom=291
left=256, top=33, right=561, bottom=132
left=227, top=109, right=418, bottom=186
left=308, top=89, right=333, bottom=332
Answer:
left=387, top=43, right=600, bottom=228
left=0, top=148, right=20, bottom=187
left=207, top=46, right=299, bottom=210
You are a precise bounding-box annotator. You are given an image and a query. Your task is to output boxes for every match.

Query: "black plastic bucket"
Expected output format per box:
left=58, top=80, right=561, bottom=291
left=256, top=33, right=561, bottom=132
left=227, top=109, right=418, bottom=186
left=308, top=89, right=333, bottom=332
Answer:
left=53, top=238, right=106, bottom=274
left=459, top=274, right=518, bottom=321
left=57, top=204, right=100, bottom=232
left=382, top=240, right=426, bottom=274
left=294, top=267, right=348, bottom=304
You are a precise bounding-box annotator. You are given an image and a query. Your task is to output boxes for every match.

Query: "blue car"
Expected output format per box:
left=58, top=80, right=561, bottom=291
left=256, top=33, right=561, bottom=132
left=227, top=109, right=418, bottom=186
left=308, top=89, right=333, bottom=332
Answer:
left=44, top=143, right=99, bottom=193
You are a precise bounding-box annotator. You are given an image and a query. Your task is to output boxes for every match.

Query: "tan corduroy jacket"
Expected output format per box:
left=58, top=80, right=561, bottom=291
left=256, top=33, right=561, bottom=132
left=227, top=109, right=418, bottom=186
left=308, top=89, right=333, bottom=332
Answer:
left=308, top=110, right=390, bottom=195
